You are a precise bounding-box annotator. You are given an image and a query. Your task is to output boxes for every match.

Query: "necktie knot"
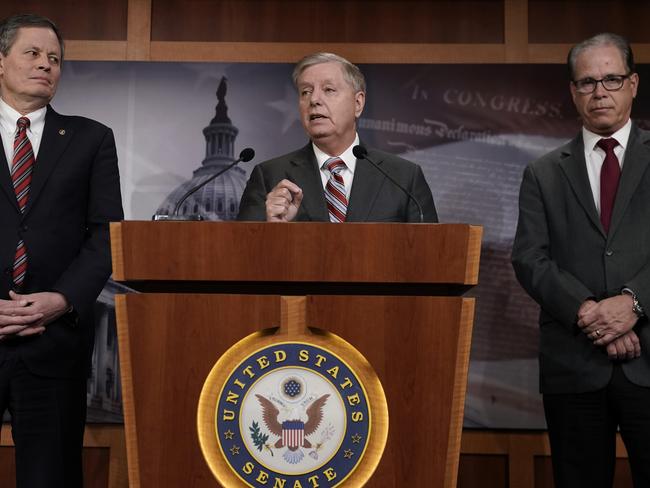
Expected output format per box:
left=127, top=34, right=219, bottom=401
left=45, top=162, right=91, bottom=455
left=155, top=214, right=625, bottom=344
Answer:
left=325, top=157, right=346, bottom=175
left=17, top=117, right=31, bottom=131
left=597, top=137, right=618, bottom=153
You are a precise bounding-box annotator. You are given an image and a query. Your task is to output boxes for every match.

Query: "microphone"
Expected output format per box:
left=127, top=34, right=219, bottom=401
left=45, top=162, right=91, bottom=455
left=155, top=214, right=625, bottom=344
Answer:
left=152, top=147, right=255, bottom=221
left=352, top=145, right=424, bottom=223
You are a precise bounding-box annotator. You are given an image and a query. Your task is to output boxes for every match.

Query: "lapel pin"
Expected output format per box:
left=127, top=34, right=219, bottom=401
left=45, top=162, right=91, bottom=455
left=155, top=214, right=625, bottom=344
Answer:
left=59, top=129, right=66, bottom=135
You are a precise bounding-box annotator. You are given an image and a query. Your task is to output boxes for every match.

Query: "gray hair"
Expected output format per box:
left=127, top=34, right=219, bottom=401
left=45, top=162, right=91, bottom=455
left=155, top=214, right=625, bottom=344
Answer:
left=567, top=33, right=634, bottom=80
left=0, top=13, right=64, bottom=61
left=292, top=52, right=366, bottom=93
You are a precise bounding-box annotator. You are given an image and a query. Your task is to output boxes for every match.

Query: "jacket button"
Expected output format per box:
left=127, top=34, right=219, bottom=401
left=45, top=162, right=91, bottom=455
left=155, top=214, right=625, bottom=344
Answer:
left=21, top=225, right=28, bottom=232
left=605, top=249, right=614, bottom=256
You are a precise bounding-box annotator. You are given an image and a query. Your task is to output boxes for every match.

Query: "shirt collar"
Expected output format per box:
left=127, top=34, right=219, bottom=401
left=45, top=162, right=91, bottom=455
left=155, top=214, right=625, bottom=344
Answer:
left=582, top=118, right=632, bottom=153
left=313, top=133, right=360, bottom=173
left=0, top=97, right=47, bottom=138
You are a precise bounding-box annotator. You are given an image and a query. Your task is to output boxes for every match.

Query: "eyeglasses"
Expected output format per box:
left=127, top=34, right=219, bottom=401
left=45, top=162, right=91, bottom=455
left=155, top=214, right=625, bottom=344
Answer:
left=572, top=73, right=633, bottom=94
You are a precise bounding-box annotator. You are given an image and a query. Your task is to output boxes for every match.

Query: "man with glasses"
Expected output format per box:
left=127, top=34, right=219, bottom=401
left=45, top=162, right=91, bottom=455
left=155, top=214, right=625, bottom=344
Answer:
left=513, top=33, right=650, bottom=488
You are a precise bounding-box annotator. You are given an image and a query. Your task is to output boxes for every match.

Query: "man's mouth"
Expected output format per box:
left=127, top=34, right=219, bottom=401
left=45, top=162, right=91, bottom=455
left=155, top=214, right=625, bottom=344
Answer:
left=309, top=114, right=327, bottom=121
left=30, top=77, right=51, bottom=85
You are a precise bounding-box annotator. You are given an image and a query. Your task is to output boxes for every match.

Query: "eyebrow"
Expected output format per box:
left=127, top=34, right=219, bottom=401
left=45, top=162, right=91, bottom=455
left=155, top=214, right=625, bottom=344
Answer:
left=25, top=45, right=60, bottom=55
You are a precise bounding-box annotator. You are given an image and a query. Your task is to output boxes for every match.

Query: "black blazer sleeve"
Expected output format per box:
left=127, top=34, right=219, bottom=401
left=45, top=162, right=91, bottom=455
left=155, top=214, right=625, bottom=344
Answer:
left=236, top=163, right=269, bottom=222
left=51, top=127, right=123, bottom=311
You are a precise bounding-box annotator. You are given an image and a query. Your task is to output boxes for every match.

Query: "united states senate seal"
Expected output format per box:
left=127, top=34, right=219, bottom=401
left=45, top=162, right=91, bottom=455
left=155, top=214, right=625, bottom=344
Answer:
left=198, top=332, right=388, bottom=488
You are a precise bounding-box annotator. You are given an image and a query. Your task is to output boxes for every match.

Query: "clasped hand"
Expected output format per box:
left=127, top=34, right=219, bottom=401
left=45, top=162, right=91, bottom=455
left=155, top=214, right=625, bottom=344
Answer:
left=0, top=291, right=69, bottom=340
left=577, top=296, right=640, bottom=360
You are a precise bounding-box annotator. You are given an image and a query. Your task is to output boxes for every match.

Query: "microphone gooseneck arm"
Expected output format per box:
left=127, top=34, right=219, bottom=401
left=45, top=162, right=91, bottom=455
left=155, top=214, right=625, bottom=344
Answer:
left=172, top=148, right=255, bottom=216
left=352, top=145, right=424, bottom=223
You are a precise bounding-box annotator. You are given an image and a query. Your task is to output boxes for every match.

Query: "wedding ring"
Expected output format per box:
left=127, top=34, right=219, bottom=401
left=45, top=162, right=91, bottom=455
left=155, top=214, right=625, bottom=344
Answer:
left=595, top=329, right=602, bottom=337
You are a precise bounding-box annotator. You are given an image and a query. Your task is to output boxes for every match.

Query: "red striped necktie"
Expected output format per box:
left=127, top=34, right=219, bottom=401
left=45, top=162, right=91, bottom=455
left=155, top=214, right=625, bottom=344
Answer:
left=324, top=157, right=348, bottom=223
left=597, top=137, right=620, bottom=234
left=11, top=117, right=35, bottom=288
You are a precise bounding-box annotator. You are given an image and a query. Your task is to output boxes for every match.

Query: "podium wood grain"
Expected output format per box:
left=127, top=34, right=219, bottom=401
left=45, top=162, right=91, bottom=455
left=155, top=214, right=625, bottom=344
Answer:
left=111, top=222, right=482, bottom=487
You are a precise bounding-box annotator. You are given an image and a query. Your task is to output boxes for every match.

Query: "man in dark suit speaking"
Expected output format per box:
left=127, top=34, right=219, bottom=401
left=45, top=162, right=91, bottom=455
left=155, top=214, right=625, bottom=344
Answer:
left=237, top=52, right=437, bottom=222
left=512, top=33, right=650, bottom=488
left=0, top=14, right=123, bottom=487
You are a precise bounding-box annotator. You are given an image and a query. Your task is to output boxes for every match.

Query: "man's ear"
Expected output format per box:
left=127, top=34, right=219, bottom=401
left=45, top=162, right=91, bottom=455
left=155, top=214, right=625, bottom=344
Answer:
left=354, top=91, right=365, bottom=118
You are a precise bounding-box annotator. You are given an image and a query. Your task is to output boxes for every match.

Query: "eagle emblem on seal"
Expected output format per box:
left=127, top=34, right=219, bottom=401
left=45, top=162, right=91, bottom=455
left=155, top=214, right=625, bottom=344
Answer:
left=256, top=393, right=330, bottom=464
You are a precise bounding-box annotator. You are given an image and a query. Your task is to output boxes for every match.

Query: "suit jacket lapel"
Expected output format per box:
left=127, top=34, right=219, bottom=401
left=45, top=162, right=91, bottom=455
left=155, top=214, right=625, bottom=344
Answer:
left=287, top=143, right=329, bottom=221
left=0, top=136, right=20, bottom=212
left=346, top=147, right=387, bottom=222
left=25, top=106, right=73, bottom=216
left=559, top=133, right=605, bottom=236
left=608, top=124, right=650, bottom=237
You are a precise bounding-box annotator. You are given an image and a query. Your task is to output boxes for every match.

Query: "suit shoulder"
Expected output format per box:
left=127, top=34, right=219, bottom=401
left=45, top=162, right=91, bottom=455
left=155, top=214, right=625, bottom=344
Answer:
left=52, top=111, right=113, bottom=134
left=527, top=138, right=574, bottom=173
left=636, top=127, right=650, bottom=145
left=253, top=146, right=311, bottom=172
left=368, top=147, right=422, bottom=172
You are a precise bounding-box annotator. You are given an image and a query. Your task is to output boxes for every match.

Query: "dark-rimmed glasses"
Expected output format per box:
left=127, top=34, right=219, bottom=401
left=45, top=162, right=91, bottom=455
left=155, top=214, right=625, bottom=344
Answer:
left=572, top=73, right=633, bottom=94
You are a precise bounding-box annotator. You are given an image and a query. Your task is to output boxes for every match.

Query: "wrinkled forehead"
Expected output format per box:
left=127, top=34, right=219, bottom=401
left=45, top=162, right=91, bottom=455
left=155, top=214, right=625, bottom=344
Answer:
left=297, top=62, right=348, bottom=86
left=574, top=44, right=627, bottom=75
left=11, top=26, right=61, bottom=54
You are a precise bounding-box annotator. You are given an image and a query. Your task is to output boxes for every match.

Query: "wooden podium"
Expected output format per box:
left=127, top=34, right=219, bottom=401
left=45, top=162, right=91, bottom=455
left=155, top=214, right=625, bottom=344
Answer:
left=110, top=221, right=482, bottom=488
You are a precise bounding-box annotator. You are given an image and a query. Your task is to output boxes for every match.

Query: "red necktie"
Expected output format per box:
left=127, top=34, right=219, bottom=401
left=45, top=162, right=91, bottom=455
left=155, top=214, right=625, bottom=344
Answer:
left=597, top=138, right=621, bottom=234
left=11, top=117, right=35, bottom=288
left=324, top=158, right=348, bottom=222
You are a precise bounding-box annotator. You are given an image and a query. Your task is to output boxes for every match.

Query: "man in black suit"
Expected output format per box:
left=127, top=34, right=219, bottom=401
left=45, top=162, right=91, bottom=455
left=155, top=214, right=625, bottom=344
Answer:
left=512, top=33, right=650, bottom=488
left=237, top=52, right=437, bottom=222
left=0, top=14, right=123, bottom=487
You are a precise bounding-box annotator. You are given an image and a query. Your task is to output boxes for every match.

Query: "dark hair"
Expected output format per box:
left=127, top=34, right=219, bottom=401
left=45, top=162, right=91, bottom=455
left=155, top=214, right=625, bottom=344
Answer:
left=567, top=33, right=634, bottom=80
left=0, top=13, right=64, bottom=60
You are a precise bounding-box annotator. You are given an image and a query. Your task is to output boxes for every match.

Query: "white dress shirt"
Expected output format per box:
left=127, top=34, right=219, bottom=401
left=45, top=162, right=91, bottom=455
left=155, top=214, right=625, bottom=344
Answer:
left=312, top=134, right=360, bottom=199
left=0, top=97, right=47, bottom=170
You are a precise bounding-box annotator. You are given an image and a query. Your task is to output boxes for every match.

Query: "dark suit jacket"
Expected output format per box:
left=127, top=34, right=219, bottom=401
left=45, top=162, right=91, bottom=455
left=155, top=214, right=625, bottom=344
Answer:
left=512, top=123, right=650, bottom=394
left=237, top=143, right=437, bottom=222
left=0, top=106, right=123, bottom=378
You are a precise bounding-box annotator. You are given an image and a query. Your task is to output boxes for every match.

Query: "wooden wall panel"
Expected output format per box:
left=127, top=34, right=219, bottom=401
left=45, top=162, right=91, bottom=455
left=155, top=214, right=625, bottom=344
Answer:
left=458, top=454, right=508, bottom=488
left=0, top=424, right=127, bottom=488
left=529, top=0, right=650, bottom=44
left=0, top=0, right=128, bottom=40
left=151, top=0, right=504, bottom=43
left=3, top=0, right=650, bottom=62
left=461, top=430, right=632, bottom=488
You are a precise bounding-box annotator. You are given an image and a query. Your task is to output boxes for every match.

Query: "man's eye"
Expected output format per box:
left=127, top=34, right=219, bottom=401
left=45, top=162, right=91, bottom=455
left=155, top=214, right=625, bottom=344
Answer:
left=576, top=79, right=595, bottom=89
left=604, top=75, right=622, bottom=82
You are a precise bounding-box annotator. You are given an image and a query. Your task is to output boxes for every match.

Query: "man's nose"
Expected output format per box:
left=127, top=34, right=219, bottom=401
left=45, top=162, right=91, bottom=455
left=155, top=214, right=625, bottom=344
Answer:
left=36, top=55, right=52, bottom=71
left=592, top=80, right=608, bottom=97
left=309, top=90, right=322, bottom=105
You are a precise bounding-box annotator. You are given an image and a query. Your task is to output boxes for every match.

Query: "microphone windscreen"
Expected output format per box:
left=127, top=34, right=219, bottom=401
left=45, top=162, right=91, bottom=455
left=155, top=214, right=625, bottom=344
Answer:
left=239, top=147, right=255, bottom=162
left=352, top=145, right=368, bottom=159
